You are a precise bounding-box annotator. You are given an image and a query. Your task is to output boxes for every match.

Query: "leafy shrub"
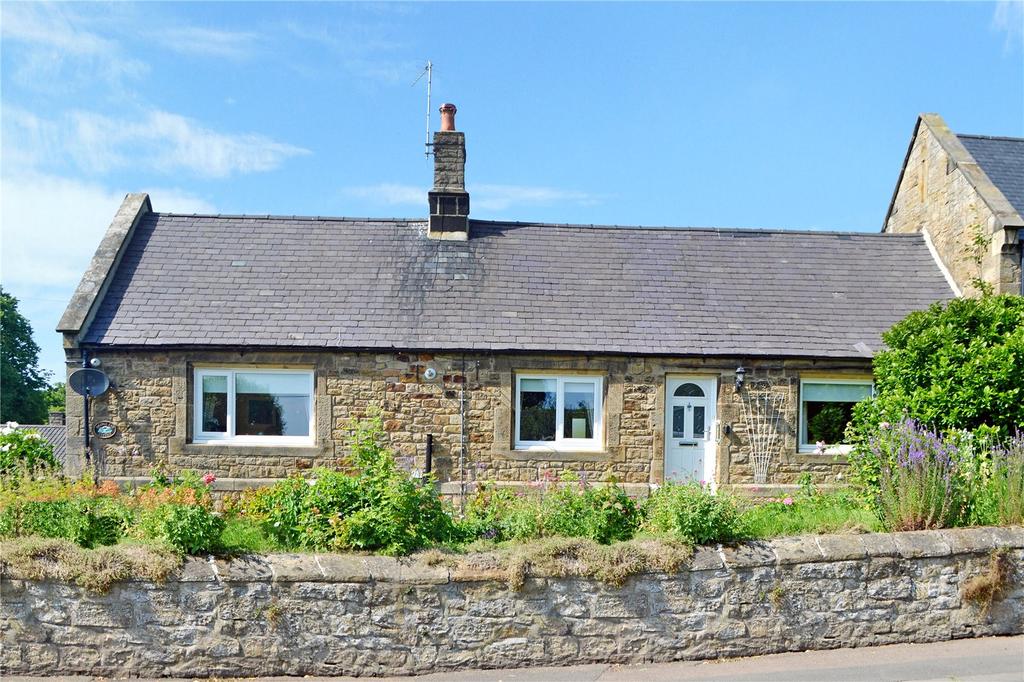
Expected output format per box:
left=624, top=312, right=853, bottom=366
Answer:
left=641, top=482, right=743, bottom=545
left=0, top=477, right=131, bottom=547
left=243, top=419, right=457, bottom=555
left=131, top=469, right=223, bottom=553
left=847, top=296, right=1024, bottom=492
left=136, top=503, right=224, bottom=554
left=461, top=482, right=540, bottom=542
left=463, top=472, right=640, bottom=545
left=538, top=475, right=640, bottom=544
left=0, top=423, right=59, bottom=479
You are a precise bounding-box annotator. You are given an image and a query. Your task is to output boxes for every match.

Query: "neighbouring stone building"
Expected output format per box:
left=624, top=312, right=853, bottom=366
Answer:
left=57, top=107, right=1020, bottom=495
left=884, top=113, right=1023, bottom=297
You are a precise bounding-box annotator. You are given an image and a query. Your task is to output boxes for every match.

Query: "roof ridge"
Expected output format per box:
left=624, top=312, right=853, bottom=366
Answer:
left=956, top=133, right=1024, bottom=143
left=152, top=213, right=923, bottom=237
left=152, top=212, right=426, bottom=224
left=472, top=220, right=923, bottom=237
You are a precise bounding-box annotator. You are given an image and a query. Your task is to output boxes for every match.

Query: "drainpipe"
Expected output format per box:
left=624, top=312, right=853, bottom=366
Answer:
left=81, top=350, right=92, bottom=468
left=460, top=353, right=467, bottom=510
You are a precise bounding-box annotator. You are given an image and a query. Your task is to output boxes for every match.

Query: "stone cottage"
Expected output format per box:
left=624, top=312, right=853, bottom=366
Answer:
left=57, top=107, right=1018, bottom=495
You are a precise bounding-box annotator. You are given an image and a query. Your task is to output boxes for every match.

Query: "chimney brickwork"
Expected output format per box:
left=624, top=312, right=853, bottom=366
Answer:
left=429, top=104, right=470, bottom=240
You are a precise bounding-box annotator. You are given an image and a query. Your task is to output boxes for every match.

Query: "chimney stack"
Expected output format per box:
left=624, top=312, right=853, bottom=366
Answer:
left=428, top=103, right=469, bottom=240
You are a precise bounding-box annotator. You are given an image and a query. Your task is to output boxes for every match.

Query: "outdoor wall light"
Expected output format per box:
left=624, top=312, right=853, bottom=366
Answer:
left=734, top=366, right=746, bottom=391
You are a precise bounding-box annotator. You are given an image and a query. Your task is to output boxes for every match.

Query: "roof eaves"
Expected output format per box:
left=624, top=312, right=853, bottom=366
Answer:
left=57, top=193, right=152, bottom=339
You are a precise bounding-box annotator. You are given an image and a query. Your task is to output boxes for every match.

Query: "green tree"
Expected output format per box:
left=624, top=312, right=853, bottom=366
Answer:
left=0, top=288, right=50, bottom=423
left=43, top=382, right=65, bottom=412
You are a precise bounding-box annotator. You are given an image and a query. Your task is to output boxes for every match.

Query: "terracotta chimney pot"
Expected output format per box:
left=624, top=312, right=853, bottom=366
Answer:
left=439, top=103, right=457, bottom=131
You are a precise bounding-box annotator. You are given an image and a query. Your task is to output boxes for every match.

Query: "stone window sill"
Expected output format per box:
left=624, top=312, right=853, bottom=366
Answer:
left=492, top=448, right=618, bottom=463
left=169, top=437, right=328, bottom=458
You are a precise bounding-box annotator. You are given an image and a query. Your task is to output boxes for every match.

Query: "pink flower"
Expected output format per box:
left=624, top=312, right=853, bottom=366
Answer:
left=879, top=421, right=891, bottom=430
left=814, top=440, right=827, bottom=455
left=202, top=473, right=216, bottom=486
left=782, top=497, right=794, bottom=506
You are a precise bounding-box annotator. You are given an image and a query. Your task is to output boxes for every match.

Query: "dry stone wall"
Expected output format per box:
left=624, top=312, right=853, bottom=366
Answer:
left=3, top=528, right=1022, bottom=678
left=65, top=349, right=873, bottom=491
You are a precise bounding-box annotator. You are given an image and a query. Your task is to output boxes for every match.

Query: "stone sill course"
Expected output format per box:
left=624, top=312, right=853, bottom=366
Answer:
left=3, top=527, right=1022, bottom=678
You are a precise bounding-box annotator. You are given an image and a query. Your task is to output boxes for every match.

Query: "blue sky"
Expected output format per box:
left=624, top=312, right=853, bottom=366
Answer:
left=2, top=1, right=1022, bottom=381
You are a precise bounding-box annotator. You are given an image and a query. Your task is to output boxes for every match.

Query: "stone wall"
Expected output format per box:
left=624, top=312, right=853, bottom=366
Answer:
left=885, top=116, right=1022, bottom=296
left=61, top=350, right=872, bottom=489
left=3, top=528, right=1022, bottom=678
left=65, top=349, right=873, bottom=491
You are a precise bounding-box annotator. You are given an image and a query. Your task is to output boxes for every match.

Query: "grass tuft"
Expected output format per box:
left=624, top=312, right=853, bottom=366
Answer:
left=432, top=535, right=692, bottom=590
left=0, top=536, right=181, bottom=593
left=962, top=548, right=1012, bottom=614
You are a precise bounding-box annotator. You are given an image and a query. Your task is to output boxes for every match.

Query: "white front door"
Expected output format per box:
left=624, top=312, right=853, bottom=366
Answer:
left=664, top=376, right=717, bottom=483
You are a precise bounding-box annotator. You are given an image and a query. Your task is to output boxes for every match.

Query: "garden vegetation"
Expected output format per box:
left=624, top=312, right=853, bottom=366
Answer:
left=1, top=296, right=1021, bottom=588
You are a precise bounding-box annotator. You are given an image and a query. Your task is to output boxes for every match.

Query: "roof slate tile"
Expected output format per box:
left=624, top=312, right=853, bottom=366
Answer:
left=81, top=215, right=954, bottom=358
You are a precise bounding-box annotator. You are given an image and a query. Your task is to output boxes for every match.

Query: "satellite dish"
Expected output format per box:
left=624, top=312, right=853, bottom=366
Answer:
left=68, top=368, right=110, bottom=397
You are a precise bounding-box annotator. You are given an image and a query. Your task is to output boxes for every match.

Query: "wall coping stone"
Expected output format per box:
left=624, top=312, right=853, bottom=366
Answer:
left=5, top=528, right=1021, bottom=587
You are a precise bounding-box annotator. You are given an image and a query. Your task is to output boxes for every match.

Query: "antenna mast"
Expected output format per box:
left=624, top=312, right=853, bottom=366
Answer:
left=412, top=61, right=433, bottom=157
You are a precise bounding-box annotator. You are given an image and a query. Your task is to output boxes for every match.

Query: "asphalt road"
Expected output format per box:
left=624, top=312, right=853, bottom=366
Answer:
left=11, top=635, right=1024, bottom=682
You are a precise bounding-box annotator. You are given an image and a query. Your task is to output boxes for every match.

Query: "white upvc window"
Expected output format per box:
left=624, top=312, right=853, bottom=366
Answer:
left=799, top=378, right=874, bottom=454
left=515, top=374, right=603, bottom=451
left=193, top=368, right=314, bottom=446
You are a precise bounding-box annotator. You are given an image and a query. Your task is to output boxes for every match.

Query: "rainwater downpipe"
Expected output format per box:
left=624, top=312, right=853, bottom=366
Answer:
left=460, top=353, right=467, bottom=510
left=81, top=350, right=91, bottom=467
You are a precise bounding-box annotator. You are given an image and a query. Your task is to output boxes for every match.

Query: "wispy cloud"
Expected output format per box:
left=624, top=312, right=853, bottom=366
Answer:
left=4, top=107, right=310, bottom=179
left=342, top=183, right=426, bottom=206
left=472, top=184, right=602, bottom=212
left=283, top=20, right=416, bottom=84
left=340, top=183, right=602, bottom=212
left=0, top=172, right=214, bottom=379
left=154, top=26, right=262, bottom=60
left=992, top=1, right=1024, bottom=51
left=0, top=173, right=214, bottom=289
left=0, top=2, right=147, bottom=92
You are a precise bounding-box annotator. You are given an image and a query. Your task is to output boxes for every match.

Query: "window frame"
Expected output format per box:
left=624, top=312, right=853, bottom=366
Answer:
left=798, top=378, right=874, bottom=455
left=192, top=367, right=315, bottom=446
left=514, top=373, right=604, bottom=452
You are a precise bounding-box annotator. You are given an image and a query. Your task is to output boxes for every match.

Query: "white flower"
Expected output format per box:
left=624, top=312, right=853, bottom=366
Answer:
left=26, top=432, right=41, bottom=440
left=0, top=444, right=10, bottom=453
left=5, top=422, right=19, bottom=429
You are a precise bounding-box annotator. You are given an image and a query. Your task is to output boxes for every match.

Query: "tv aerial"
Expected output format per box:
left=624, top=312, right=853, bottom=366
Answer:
left=413, top=60, right=433, bottom=157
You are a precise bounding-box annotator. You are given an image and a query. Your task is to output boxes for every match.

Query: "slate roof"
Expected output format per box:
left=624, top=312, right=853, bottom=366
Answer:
left=81, top=214, right=954, bottom=358
left=16, top=425, right=67, bottom=466
left=957, top=134, right=1024, bottom=217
